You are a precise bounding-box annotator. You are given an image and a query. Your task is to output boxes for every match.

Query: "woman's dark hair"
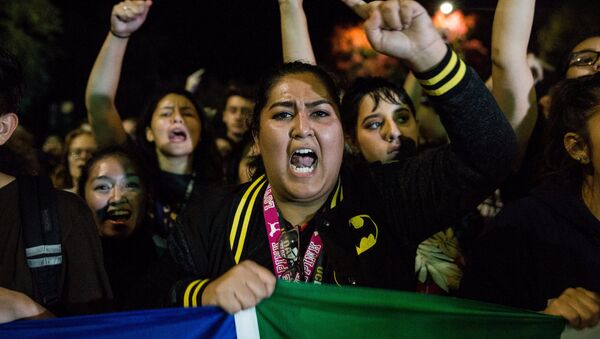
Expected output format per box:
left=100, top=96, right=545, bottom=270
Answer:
left=54, top=128, right=94, bottom=189
left=0, top=48, right=23, bottom=117
left=134, top=88, right=223, bottom=181
left=542, top=73, right=600, bottom=187
left=340, top=76, right=416, bottom=142
left=246, top=62, right=341, bottom=179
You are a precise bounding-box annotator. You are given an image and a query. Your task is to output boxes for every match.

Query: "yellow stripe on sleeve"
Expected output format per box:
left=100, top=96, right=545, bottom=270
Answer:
left=234, top=181, right=267, bottom=264
left=191, top=279, right=210, bottom=307
left=423, top=60, right=467, bottom=97
left=183, top=279, right=201, bottom=308
left=230, top=175, right=265, bottom=250
left=419, top=51, right=458, bottom=87
left=330, top=178, right=342, bottom=209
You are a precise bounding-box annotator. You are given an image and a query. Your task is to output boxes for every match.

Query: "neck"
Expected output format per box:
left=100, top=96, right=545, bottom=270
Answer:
left=156, top=152, right=193, bottom=175
left=581, top=175, right=600, bottom=220
left=227, top=131, right=243, bottom=143
left=0, top=172, right=15, bottom=189
left=272, top=190, right=329, bottom=226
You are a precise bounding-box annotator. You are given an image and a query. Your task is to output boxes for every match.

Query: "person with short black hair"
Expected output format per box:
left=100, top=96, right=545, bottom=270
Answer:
left=0, top=48, right=112, bottom=323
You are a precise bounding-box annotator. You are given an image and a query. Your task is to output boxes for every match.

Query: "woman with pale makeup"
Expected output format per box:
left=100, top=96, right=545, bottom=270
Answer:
left=79, top=146, right=158, bottom=310
left=85, top=1, right=222, bottom=250
left=166, top=0, right=516, bottom=314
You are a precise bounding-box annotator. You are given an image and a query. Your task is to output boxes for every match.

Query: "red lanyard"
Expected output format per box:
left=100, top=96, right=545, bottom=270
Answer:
left=263, top=184, right=323, bottom=282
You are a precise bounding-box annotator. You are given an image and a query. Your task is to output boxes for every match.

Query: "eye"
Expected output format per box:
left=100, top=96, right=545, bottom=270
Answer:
left=159, top=111, right=171, bottom=117
left=272, top=111, right=293, bottom=120
left=311, top=110, right=330, bottom=118
left=93, top=184, right=111, bottom=192
left=394, top=110, right=412, bottom=124
left=395, top=115, right=410, bottom=124
left=364, top=120, right=383, bottom=130
left=126, top=182, right=141, bottom=189
left=183, top=113, right=197, bottom=118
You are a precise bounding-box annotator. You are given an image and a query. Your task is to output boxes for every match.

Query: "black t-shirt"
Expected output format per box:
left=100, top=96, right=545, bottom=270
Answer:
left=0, top=179, right=112, bottom=315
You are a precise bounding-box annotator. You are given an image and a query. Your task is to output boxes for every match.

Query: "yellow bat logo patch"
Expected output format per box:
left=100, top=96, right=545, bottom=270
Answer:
left=349, top=214, right=379, bottom=255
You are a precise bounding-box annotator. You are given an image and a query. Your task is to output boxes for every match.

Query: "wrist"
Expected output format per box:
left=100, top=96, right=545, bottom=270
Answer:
left=109, top=29, right=130, bottom=39
left=405, top=40, right=448, bottom=73
left=279, top=1, right=303, bottom=12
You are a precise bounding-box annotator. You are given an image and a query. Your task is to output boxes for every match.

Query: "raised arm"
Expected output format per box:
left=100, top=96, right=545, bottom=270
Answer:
left=85, top=0, right=152, bottom=148
left=490, top=0, right=537, bottom=168
left=279, top=0, right=316, bottom=64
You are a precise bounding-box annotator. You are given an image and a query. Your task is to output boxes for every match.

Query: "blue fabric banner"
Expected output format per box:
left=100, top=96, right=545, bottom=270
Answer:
left=0, top=307, right=235, bottom=339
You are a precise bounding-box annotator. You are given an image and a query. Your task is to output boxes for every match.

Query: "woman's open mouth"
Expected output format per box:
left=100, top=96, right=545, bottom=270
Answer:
left=106, top=209, right=132, bottom=223
left=168, top=128, right=188, bottom=142
left=290, top=148, right=318, bottom=174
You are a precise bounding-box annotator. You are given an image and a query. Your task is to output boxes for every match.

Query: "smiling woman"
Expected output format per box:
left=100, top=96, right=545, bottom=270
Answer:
left=78, top=146, right=158, bottom=310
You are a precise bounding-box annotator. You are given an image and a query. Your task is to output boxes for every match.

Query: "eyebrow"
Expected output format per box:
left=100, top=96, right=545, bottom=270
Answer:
left=572, top=49, right=599, bottom=54
left=268, top=99, right=333, bottom=110
left=92, top=174, right=140, bottom=181
left=158, top=105, right=194, bottom=110
left=361, top=113, right=382, bottom=124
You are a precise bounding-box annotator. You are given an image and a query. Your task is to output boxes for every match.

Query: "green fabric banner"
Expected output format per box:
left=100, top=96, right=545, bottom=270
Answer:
left=254, top=281, right=565, bottom=339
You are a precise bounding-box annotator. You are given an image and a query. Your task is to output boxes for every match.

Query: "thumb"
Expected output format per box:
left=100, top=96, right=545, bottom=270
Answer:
left=364, top=10, right=384, bottom=51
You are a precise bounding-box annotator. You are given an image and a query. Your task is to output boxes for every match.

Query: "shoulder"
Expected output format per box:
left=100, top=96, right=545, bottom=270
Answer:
left=54, top=189, right=98, bottom=239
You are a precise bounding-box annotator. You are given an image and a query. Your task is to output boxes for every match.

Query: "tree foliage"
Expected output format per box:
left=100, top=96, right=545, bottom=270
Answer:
left=0, top=0, right=62, bottom=111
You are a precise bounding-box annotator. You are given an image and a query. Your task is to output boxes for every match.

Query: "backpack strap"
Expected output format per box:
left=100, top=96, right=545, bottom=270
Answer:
left=17, top=175, right=63, bottom=307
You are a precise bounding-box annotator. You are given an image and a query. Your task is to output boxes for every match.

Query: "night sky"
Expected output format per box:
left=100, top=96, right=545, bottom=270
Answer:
left=31, top=0, right=565, bottom=139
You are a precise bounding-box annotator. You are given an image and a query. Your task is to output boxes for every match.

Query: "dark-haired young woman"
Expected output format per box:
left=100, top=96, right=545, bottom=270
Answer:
left=167, top=0, right=516, bottom=315
left=85, top=1, right=223, bottom=252
left=460, top=73, right=600, bottom=329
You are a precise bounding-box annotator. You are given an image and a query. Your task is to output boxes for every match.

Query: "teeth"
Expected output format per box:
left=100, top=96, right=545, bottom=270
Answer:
left=290, top=163, right=316, bottom=173
left=295, top=148, right=314, bottom=155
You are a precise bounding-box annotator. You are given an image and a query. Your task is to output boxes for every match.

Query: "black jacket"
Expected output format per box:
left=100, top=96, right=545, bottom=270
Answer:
left=167, top=48, right=518, bottom=307
left=460, top=176, right=600, bottom=310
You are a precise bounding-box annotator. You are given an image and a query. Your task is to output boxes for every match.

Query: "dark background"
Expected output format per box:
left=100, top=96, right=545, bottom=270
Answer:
left=10, top=0, right=586, bottom=140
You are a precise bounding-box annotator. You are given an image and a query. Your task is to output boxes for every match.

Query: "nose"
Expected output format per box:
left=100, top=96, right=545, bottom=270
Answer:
left=109, top=185, right=127, bottom=205
left=290, top=111, right=314, bottom=139
left=382, top=119, right=401, bottom=143
left=171, top=110, right=184, bottom=123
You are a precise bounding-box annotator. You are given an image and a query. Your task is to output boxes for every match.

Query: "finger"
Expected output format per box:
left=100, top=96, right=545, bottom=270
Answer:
left=398, top=0, right=415, bottom=29
left=339, top=0, right=370, bottom=19
left=560, top=291, right=596, bottom=329
left=249, top=262, right=277, bottom=288
left=244, top=277, right=271, bottom=303
left=577, top=287, right=600, bottom=303
left=128, top=0, right=151, bottom=16
left=380, top=1, right=403, bottom=31
left=219, top=290, right=243, bottom=314
left=233, top=285, right=259, bottom=311
left=364, top=10, right=384, bottom=51
left=573, top=288, right=600, bottom=327
left=548, top=299, right=582, bottom=329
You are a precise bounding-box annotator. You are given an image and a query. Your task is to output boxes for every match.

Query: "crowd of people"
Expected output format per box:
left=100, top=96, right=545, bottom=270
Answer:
left=1, top=0, right=600, bottom=333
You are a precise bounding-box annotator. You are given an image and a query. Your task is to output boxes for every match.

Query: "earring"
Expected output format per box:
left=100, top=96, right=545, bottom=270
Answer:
left=580, top=155, right=590, bottom=164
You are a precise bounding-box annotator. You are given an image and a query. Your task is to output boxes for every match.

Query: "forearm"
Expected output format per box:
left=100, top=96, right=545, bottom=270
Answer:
left=415, top=47, right=517, bottom=181
left=491, top=0, right=537, bottom=167
left=279, top=1, right=316, bottom=64
left=85, top=33, right=129, bottom=147
left=0, top=288, right=51, bottom=323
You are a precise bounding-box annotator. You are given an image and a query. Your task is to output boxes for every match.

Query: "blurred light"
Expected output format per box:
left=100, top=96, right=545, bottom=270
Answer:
left=440, top=2, right=454, bottom=15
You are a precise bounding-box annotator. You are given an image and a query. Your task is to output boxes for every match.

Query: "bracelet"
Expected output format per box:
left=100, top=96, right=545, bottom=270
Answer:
left=109, top=29, right=130, bottom=39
